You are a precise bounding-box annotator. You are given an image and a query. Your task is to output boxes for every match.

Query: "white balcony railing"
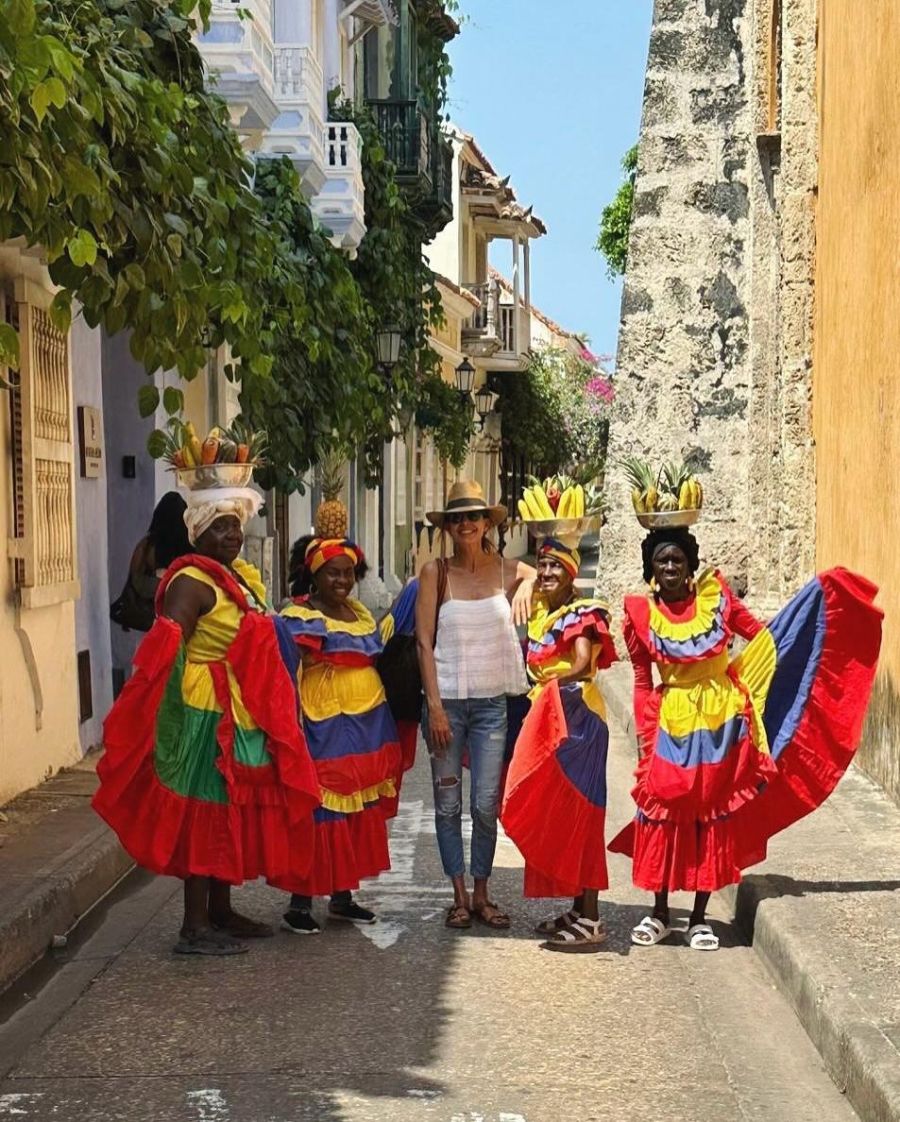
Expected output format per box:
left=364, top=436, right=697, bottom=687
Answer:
left=196, top=0, right=278, bottom=144
left=310, top=123, right=367, bottom=252
left=259, top=44, right=327, bottom=192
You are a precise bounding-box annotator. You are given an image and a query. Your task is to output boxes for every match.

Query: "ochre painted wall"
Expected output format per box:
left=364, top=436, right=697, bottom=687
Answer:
left=814, top=0, right=900, bottom=798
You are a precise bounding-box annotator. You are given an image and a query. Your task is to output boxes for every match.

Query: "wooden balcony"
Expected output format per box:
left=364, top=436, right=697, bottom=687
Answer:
left=462, top=280, right=530, bottom=364
left=367, top=99, right=432, bottom=184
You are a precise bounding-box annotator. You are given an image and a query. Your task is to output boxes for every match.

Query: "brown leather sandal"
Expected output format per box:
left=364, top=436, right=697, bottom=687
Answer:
left=471, top=901, right=511, bottom=930
left=445, top=903, right=472, bottom=929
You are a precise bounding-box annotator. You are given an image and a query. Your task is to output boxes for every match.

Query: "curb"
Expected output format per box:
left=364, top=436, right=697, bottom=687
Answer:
left=602, top=664, right=900, bottom=1122
left=0, top=812, right=133, bottom=996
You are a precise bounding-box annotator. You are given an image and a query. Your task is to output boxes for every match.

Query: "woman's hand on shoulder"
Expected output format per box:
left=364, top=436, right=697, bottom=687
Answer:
left=511, top=577, right=534, bottom=627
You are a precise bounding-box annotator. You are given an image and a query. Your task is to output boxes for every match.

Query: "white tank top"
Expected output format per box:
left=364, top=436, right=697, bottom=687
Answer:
left=433, top=564, right=528, bottom=699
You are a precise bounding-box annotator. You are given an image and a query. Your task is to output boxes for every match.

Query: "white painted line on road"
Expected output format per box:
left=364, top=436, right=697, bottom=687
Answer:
left=0, top=1095, right=44, bottom=1117
left=186, top=1088, right=229, bottom=1120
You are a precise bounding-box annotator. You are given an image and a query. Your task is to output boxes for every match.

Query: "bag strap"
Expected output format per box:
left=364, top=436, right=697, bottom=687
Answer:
left=433, top=559, right=448, bottom=649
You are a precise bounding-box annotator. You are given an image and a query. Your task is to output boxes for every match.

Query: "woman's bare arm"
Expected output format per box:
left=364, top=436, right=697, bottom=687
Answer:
left=415, top=562, right=451, bottom=754
left=163, top=575, right=215, bottom=644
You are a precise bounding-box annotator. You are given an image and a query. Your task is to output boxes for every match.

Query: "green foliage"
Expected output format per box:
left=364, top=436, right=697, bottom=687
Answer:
left=332, top=98, right=474, bottom=478
left=0, top=0, right=297, bottom=380
left=498, top=346, right=614, bottom=477
left=596, top=145, right=638, bottom=279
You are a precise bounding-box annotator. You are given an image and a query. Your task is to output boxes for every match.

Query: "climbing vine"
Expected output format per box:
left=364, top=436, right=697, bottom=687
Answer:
left=596, top=144, right=638, bottom=279
left=0, top=0, right=294, bottom=380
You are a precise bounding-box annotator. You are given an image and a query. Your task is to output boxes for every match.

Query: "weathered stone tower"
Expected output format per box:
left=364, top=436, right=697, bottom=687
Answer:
left=604, top=0, right=818, bottom=611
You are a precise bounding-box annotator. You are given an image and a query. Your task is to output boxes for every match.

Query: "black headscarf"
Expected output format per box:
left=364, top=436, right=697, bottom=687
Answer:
left=640, top=528, right=700, bottom=584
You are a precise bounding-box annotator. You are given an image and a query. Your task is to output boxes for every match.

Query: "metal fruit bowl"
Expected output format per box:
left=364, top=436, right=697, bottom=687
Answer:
left=175, top=464, right=256, bottom=491
left=636, top=508, right=700, bottom=530
left=525, top=517, right=601, bottom=548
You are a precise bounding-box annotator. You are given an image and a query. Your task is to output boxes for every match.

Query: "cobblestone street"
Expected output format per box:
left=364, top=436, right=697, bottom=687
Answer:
left=0, top=716, right=858, bottom=1122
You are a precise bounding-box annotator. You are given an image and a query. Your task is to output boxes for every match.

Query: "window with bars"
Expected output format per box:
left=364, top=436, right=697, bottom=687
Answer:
left=5, top=278, right=79, bottom=608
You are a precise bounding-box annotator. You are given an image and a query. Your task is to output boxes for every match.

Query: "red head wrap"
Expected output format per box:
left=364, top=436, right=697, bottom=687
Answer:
left=305, top=537, right=364, bottom=575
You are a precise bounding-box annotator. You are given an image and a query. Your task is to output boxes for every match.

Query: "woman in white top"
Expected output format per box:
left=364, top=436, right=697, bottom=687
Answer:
left=416, top=481, right=534, bottom=930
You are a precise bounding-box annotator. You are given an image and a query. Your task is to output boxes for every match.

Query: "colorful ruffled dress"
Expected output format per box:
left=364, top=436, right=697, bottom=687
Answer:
left=277, top=598, right=402, bottom=896
left=608, top=568, right=882, bottom=892
left=93, top=555, right=320, bottom=885
left=501, top=598, right=618, bottom=898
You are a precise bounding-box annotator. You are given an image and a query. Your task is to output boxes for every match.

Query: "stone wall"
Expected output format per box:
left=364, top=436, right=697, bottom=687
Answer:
left=604, top=0, right=817, bottom=615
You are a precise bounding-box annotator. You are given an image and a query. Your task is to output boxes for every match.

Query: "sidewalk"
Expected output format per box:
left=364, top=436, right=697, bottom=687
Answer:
left=0, top=753, right=133, bottom=995
left=603, top=662, right=900, bottom=1122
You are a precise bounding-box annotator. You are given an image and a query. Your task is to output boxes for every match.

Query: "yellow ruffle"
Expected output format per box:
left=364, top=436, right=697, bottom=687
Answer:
left=232, top=558, right=268, bottom=606
left=648, top=568, right=722, bottom=643
left=320, top=778, right=397, bottom=813
left=282, top=598, right=376, bottom=637
left=300, top=663, right=387, bottom=721
left=658, top=674, right=749, bottom=738
left=526, top=597, right=611, bottom=644
left=731, top=627, right=778, bottom=756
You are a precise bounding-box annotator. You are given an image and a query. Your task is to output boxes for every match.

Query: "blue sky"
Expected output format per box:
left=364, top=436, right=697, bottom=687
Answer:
left=447, top=0, right=653, bottom=359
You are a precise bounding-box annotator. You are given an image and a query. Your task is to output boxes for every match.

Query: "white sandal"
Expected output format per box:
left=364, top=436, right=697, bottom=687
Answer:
left=630, top=915, right=672, bottom=946
left=543, top=916, right=607, bottom=954
left=687, top=923, right=719, bottom=951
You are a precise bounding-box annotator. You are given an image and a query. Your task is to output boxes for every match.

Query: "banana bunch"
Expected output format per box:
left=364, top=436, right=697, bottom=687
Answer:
left=516, top=475, right=604, bottom=521
left=148, top=417, right=267, bottom=469
left=622, top=457, right=703, bottom=513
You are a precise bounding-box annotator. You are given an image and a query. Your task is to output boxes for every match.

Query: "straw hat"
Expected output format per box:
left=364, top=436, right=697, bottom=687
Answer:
left=426, top=480, right=507, bottom=528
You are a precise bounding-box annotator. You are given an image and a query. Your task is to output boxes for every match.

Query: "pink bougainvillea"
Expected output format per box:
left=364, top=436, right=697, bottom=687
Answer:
left=586, top=374, right=615, bottom=404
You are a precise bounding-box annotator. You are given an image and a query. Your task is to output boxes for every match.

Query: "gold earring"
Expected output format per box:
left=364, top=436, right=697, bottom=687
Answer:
left=686, top=575, right=695, bottom=592
left=649, top=577, right=659, bottom=594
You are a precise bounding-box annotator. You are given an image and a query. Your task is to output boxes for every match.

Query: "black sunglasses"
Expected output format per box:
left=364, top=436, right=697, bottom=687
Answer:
left=446, top=510, right=489, bottom=524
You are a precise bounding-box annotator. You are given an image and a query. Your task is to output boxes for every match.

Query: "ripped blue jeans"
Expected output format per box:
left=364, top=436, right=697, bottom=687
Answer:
left=423, top=696, right=508, bottom=879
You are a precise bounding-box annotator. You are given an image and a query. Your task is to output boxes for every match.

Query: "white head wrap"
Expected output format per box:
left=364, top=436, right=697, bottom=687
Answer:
left=183, top=487, right=262, bottom=545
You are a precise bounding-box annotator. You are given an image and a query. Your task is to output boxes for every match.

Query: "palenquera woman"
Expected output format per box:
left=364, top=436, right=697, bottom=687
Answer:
left=609, top=494, right=882, bottom=951
left=277, top=537, right=401, bottom=934
left=94, top=485, right=321, bottom=956
left=501, top=538, right=617, bottom=952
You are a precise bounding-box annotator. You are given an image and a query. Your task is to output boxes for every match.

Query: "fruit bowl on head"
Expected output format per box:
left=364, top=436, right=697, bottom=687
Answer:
left=527, top=517, right=600, bottom=549
left=176, top=464, right=256, bottom=491
left=635, top=508, right=700, bottom=531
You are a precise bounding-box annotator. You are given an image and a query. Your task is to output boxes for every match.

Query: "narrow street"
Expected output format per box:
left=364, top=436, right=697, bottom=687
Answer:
left=0, top=716, right=857, bottom=1122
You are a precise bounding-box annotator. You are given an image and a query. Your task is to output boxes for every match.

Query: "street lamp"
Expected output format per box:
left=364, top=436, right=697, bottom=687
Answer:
left=454, top=356, right=476, bottom=402
left=473, top=385, right=497, bottom=432
left=376, top=324, right=402, bottom=372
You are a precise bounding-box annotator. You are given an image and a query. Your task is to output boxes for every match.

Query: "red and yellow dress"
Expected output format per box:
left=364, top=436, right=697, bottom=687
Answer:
left=502, top=598, right=617, bottom=898
left=277, top=598, right=402, bottom=896
left=93, top=555, right=320, bottom=885
left=609, top=568, right=883, bottom=891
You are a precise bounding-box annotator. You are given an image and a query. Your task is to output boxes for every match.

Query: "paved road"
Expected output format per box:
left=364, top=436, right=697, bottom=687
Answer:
left=0, top=717, right=858, bottom=1122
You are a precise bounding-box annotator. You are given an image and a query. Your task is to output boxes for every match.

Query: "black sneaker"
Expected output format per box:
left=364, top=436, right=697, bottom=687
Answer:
left=281, top=908, right=321, bottom=936
left=328, top=900, right=377, bottom=925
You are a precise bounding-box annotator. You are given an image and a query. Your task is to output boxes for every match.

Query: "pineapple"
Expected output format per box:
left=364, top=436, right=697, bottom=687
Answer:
left=314, top=451, right=349, bottom=538
left=621, top=456, right=658, bottom=513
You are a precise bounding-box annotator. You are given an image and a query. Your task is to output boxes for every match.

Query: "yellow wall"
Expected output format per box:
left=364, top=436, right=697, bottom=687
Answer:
left=0, top=382, right=81, bottom=806
left=814, top=0, right=900, bottom=796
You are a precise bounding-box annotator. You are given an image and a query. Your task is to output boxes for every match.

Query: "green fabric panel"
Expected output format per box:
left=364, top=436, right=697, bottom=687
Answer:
left=234, top=725, right=272, bottom=769
left=153, top=651, right=228, bottom=804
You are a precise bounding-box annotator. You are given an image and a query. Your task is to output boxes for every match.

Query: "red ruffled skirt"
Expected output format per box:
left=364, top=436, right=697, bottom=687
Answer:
left=610, top=569, right=882, bottom=892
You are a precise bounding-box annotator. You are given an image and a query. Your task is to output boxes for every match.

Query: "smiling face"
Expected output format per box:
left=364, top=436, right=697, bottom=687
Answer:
left=195, top=515, right=243, bottom=566
left=313, top=554, right=356, bottom=606
left=651, top=543, right=691, bottom=600
left=537, top=555, right=574, bottom=605
left=446, top=510, right=490, bottom=548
